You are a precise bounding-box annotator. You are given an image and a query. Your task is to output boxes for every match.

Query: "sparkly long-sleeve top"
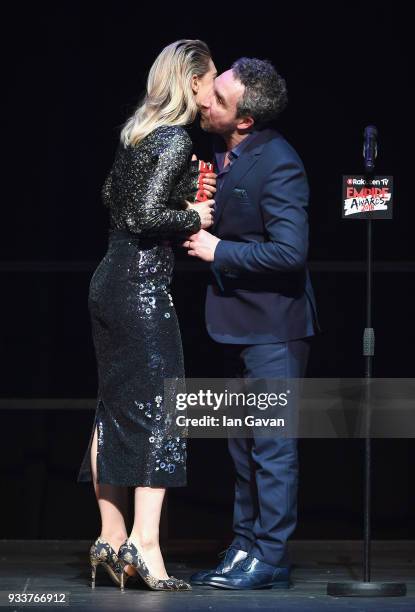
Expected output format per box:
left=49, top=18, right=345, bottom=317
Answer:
left=101, top=125, right=201, bottom=237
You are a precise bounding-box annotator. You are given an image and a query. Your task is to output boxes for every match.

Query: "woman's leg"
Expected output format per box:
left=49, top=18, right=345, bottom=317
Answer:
left=91, top=425, right=129, bottom=553
left=128, top=486, right=169, bottom=579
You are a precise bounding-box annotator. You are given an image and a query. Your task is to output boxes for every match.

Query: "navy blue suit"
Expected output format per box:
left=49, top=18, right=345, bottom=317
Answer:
left=206, top=128, right=319, bottom=567
left=206, top=128, right=318, bottom=343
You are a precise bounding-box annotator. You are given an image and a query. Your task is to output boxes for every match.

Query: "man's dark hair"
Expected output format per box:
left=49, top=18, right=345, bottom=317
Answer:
left=231, top=57, right=288, bottom=127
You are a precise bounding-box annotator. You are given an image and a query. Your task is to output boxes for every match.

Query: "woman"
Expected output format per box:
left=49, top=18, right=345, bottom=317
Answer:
left=77, top=39, right=217, bottom=591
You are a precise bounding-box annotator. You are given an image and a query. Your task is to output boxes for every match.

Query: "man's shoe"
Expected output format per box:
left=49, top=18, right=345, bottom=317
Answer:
left=190, top=547, right=248, bottom=585
left=204, top=555, right=290, bottom=590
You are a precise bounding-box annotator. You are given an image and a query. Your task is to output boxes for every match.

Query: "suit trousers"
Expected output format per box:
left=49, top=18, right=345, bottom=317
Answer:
left=221, top=338, right=311, bottom=567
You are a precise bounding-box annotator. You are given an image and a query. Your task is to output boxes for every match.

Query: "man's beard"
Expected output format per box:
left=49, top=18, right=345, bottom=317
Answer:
left=199, top=114, right=213, bottom=132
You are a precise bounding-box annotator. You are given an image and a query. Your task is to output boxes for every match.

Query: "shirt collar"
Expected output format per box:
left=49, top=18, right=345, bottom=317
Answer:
left=214, top=130, right=258, bottom=170
left=229, top=129, right=258, bottom=159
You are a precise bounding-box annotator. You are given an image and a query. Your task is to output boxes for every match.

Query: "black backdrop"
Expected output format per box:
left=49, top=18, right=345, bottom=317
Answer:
left=1, top=2, right=414, bottom=541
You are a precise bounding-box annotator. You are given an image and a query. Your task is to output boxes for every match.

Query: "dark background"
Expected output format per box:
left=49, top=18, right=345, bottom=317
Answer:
left=1, top=3, right=414, bottom=541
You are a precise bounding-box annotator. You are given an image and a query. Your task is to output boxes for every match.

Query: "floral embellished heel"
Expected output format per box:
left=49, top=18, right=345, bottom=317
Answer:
left=118, top=539, right=191, bottom=591
left=89, top=537, right=129, bottom=589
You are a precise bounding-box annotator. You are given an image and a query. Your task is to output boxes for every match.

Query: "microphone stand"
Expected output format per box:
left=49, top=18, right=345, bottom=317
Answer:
left=327, top=129, right=406, bottom=597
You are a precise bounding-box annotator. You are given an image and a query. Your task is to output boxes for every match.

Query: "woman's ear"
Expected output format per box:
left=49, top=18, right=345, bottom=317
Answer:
left=191, top=74, right=199, bottom=94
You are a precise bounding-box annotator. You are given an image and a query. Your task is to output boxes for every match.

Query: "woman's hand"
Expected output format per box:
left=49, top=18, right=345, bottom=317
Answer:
left=191, top=154, right=217, bottom=199
left=186, top=199, right=215, bottom=229
left=202, top=172, right=217, bottom=198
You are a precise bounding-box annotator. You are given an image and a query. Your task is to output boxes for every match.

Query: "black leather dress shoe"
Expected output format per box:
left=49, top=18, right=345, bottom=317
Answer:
left=204, top=555, right=290, bottom=589
left=190, top=547, right=248, bottom=585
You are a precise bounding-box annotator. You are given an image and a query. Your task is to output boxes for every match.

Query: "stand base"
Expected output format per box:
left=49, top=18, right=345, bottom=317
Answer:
left=327, top=581, right=406, bottom=597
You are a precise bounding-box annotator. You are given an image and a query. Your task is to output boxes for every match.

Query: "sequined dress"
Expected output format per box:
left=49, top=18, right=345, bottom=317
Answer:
left=77, top=125, right=201, bottom=487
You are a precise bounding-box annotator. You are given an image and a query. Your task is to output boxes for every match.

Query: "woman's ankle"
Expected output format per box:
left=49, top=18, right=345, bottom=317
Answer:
left=129, top=531, right=160, bottom=550
left=100, top=531, right=128, bottom=549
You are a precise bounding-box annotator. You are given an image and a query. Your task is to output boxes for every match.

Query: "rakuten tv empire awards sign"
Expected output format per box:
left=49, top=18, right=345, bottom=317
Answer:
left=342, top=175, right=393, bottom=219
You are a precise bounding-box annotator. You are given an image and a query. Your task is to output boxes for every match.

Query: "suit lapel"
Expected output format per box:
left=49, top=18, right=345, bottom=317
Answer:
left=212, top=129, right=273, bottom=232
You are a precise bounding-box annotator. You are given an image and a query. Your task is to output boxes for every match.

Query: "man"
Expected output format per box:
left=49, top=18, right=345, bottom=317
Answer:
left=184, top=58, right=319, bottom=589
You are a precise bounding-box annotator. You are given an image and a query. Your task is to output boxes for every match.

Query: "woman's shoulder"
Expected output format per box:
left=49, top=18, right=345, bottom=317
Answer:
left=147, top=125, right=192, bottom=150
left=125, top=125, right=193, bottom=159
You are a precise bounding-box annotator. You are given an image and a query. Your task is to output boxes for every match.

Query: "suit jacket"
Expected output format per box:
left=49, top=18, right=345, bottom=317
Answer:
left=205, top=128, right=319, bottom=344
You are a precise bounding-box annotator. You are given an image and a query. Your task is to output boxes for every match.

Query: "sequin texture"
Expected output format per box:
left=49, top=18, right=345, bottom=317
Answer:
left=77, top=125, right=200, bottom=487
left=102, top=125, right=201, bottom=236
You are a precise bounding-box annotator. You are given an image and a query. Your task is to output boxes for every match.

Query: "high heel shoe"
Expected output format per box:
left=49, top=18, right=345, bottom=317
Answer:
left=118, top=539, right=191, bottom=591
left=89, top=537, right=129, bottom=588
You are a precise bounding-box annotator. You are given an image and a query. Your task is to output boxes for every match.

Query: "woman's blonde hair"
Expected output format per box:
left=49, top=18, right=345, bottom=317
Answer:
left=120, top=39, right=211, bottom=147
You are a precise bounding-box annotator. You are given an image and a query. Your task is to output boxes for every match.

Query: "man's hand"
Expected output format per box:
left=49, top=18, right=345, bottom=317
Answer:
left=182, top=230, right=221, bottom=262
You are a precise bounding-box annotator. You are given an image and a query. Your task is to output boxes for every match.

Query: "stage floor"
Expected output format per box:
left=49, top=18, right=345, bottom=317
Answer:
left=1, top=540, right=414, bottom=611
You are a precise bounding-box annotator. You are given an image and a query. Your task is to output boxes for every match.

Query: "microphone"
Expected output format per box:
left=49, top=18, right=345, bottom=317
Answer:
left=363, top=125, right=378, bottom=173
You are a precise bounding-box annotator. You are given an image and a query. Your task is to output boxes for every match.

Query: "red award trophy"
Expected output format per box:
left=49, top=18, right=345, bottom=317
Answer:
left=194, top=160, right=214, bottom=202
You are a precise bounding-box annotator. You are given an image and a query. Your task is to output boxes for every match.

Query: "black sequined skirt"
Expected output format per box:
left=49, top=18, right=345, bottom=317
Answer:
left=77, top=229, right=187, bottom=487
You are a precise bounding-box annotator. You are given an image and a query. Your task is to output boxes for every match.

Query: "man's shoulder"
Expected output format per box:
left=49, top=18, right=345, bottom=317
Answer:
left=256, top=128, right=305, bottom=168
left=260, top=128, right=299, bottom=154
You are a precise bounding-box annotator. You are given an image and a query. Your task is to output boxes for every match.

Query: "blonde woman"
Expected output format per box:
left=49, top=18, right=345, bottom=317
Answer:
left=77, top=40, right=217, bottom=591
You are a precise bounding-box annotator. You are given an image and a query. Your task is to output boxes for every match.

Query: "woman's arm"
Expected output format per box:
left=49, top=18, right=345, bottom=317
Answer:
left=128, top=127, right=201, bottom=236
